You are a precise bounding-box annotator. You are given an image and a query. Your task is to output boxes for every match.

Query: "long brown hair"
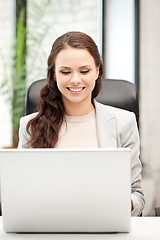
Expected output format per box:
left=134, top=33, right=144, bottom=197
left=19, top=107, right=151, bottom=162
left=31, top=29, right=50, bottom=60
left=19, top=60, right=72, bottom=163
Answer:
left=26, top=31, right=103, bottom=148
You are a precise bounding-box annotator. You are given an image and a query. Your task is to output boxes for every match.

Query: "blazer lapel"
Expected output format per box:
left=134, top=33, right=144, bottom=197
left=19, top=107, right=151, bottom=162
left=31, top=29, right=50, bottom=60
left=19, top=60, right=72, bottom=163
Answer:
left=95, top=101, right=118, bottom=148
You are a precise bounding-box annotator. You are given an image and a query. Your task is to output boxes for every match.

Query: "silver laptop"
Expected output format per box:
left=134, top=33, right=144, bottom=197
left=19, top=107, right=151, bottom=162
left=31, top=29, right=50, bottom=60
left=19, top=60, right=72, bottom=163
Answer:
left=0, top=148, right=131, bottom=233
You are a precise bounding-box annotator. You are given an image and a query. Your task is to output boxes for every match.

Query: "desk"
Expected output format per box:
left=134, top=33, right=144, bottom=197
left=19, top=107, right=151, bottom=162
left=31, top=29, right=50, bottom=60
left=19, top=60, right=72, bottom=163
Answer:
left=0, top=217, right=160, bottom=240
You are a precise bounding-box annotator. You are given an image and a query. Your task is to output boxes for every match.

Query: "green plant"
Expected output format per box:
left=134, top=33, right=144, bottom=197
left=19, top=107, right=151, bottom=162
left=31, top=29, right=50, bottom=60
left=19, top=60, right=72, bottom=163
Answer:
left=12, top=1, right=27, bottom=146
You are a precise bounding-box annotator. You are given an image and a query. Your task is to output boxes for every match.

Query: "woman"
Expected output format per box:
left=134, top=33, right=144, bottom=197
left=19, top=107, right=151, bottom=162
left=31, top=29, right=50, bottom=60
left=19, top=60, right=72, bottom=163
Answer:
left=18, top=31, right=144, bottom=216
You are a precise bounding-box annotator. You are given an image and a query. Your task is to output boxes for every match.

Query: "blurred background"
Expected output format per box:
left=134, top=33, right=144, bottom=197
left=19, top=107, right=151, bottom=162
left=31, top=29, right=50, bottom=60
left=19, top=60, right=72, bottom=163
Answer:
left=0, top=0, right=160, bottom=216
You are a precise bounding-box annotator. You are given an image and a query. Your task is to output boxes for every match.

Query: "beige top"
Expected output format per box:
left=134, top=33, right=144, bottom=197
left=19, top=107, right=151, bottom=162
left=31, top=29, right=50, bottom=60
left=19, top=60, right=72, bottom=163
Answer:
left=55, top=109, right=99, bottom=148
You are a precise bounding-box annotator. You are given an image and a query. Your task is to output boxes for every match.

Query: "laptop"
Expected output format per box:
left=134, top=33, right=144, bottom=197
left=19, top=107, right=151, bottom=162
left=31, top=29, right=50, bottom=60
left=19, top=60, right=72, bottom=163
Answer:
left=0, top=148, right=131, bottom=233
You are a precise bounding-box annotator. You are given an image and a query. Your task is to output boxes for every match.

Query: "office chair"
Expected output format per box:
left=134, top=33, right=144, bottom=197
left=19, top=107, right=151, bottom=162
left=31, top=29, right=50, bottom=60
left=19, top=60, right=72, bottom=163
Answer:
left=25, top=78, right=139, bottom=125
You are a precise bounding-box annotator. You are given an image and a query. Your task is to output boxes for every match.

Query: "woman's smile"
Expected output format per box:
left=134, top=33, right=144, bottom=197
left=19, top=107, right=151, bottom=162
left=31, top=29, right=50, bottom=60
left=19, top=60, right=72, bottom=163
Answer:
left=67, top=87, right=85, bottom=94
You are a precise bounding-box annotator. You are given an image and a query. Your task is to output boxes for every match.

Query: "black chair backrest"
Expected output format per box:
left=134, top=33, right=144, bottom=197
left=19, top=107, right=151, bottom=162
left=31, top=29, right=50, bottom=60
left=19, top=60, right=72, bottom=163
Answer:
left=25, top=79, right=139, bottom=125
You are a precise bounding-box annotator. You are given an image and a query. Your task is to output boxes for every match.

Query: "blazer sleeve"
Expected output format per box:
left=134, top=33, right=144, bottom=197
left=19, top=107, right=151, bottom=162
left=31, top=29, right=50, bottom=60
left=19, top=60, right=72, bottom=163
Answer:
left=119, top=112, right=145, bottom=216
left=18, top=116, right=30, bottom=148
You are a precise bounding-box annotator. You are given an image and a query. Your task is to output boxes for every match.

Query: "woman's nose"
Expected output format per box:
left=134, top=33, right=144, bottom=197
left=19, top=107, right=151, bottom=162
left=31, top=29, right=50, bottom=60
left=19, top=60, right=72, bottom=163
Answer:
left=70, top=72, right=82, bottom=85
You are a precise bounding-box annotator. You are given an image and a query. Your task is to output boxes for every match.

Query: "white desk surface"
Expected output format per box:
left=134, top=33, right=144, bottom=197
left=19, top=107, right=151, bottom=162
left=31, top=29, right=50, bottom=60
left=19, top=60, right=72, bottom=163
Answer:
left=0, top=217, right=160, bottom=240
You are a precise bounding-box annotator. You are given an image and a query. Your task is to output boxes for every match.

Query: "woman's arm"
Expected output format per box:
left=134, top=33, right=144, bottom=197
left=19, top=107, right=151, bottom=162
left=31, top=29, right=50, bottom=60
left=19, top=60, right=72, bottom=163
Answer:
left=18, top=116, right=29, bottom=148
left=120, top=112, right=145, bottom=216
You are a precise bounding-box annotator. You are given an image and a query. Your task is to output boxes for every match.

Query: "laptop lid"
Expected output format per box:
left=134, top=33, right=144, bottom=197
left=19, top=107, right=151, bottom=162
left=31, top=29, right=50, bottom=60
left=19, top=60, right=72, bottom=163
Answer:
left=0, top=148, right=131, bottom=233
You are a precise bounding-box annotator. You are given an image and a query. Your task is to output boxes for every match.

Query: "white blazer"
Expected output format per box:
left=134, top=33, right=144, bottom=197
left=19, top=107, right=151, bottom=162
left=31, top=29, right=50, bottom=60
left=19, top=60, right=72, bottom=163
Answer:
left=18, top=101, right=145, bottom=216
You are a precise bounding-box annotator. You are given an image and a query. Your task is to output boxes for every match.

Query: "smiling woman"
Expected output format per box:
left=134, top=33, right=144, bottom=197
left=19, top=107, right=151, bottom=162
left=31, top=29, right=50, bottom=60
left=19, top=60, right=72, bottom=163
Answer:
left=18, top=31, right=144, bottom=216
left=19, top=31, right=103, bottom=148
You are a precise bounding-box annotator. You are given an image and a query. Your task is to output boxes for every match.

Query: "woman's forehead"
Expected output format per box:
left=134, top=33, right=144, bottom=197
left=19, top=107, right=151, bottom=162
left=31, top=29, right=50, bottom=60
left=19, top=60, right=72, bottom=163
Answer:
left=55, top=47, right=95, bottom=67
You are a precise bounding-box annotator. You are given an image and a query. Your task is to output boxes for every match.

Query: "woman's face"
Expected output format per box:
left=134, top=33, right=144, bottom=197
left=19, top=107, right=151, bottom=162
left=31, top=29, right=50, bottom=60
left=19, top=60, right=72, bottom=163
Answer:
left=54, top=47, right=99, bottom=109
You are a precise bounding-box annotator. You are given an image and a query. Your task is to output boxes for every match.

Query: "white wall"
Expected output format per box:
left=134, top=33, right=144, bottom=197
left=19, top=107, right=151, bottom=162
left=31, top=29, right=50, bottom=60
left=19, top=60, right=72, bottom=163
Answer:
left=104, top=0, right=135, bottom=83
left=140, top=0, right=160, bottom=213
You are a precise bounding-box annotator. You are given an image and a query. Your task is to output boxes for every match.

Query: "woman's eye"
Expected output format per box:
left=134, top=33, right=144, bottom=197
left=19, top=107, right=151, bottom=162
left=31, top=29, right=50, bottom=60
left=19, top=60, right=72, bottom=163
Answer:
left=80, top=70, right=90, bottom=74
left=61, top=71, right=71, bottom=75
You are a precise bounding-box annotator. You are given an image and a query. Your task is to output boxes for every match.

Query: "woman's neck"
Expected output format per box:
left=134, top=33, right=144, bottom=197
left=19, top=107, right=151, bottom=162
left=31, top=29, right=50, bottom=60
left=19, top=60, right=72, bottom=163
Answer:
left=63, top=100, right=95, bottom=116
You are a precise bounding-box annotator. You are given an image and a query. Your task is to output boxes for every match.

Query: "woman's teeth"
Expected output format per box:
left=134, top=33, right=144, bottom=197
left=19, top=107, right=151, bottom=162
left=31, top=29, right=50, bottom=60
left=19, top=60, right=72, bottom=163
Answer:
left=68, top=87, right=84, bottom=92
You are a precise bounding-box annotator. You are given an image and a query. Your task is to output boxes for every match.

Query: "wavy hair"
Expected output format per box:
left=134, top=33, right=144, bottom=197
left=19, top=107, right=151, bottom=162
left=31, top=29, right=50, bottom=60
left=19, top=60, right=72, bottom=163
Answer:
left=26, top=31, right=103, bottom=148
